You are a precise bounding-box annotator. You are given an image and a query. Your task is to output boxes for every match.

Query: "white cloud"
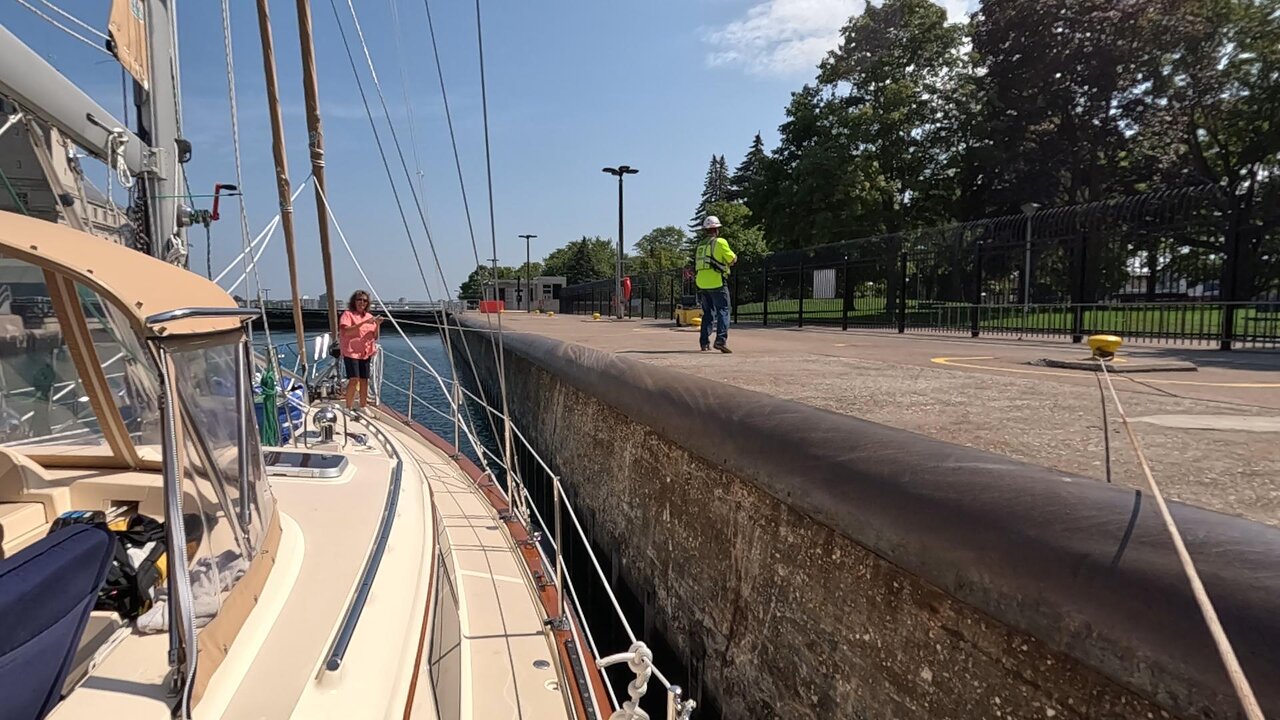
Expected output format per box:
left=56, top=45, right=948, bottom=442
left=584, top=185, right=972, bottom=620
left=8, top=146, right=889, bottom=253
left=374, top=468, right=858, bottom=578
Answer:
left=705, top=0, right=977, bottom=77
left=705, top=0, right=857, bottom=76
left=937, top=0, right=976, bottom=22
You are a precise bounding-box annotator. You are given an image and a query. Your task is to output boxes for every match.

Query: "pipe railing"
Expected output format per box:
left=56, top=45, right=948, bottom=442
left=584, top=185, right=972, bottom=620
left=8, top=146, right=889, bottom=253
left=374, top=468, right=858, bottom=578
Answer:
left=254, top=338, right=689, bottom=715
left=376, top=350, right=689, bottom=716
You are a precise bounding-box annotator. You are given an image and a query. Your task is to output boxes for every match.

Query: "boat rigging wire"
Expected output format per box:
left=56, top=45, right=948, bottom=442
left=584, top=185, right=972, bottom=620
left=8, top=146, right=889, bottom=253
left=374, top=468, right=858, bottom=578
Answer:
left=387, top=0, right=426, bottom=199
left=326, top=0, right=509, bottom=490
left=471, top=0, right=523, bottom=525
left=378, top=347, right=680, bottom=696
left=1095, top=359, right=1264, bottom=720
left=320, top=3, right=675, bottom=708
left=336, top=0, right=490, bottom=465
left=13, top=0, right=112, bottom=56
left=35, top=0, right=108, bottom=40
left=220, top=0, right=272, bottom=335
left=335, top=0, right=438, bottom=296
left=218, top=0, right=304, bottom=442
left=421, top=0, right=481, bottom=264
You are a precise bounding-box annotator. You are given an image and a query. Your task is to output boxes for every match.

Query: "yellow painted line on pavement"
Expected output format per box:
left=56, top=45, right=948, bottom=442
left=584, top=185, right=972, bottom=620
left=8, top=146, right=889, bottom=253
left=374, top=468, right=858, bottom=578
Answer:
left=930, top=356, right=1280, bottom=388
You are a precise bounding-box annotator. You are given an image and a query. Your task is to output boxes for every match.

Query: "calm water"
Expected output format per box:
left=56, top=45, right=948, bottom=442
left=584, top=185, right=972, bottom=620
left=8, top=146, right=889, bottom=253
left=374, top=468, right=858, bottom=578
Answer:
left=258, top=329, right=497, bottom=468
left=261, top=328, right=716, bottom=717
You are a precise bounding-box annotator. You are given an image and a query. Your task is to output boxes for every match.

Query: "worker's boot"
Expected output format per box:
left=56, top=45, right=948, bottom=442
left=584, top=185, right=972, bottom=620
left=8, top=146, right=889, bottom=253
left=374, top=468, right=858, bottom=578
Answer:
left=714, top=341, right=732, bottom=354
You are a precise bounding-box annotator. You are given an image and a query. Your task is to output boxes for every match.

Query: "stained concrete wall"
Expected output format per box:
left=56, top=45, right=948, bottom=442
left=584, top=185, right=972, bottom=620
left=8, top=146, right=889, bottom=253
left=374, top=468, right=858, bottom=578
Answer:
left=450, top=320, right=1280, bottom=720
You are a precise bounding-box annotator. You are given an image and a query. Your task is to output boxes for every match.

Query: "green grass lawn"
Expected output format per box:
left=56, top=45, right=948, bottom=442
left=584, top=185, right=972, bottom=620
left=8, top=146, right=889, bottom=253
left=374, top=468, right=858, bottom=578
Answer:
left=730, top=298, right=1280, bottom=338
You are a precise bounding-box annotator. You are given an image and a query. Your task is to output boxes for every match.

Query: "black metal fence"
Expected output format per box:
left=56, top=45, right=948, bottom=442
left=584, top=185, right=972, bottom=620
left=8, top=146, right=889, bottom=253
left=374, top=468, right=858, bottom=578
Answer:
left=560, top=186, right=1280, bottom=349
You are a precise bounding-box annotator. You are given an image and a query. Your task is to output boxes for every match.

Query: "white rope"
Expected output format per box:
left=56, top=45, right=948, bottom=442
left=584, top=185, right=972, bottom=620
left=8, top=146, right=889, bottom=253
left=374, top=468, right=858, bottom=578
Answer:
left=215, top=216, right=278, bottom=285
left=222, top=223, right=279, bottom=295
left=212, top=176, right=309, bottom=288
left=1096, top=359, right=1264, bottom=720
left=36, top=0, right=107, bottom=39
left=14, top=0, right=111, bottom=55
left=0, top=110, right=24, bottom=139
left=105, top=128, right=134, bottom=189
left=598, top=642, right=654, bottom=720
left=381, top=353, right=685, bottom=709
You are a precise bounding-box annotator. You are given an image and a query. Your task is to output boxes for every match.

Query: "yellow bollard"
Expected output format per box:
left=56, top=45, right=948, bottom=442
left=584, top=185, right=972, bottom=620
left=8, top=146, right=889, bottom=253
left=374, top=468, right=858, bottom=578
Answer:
left=592, top=312, right=600, bottom=320
left=547, top=312, right=555, bottom=317
left=1087, top=334, right=1123, bottom=360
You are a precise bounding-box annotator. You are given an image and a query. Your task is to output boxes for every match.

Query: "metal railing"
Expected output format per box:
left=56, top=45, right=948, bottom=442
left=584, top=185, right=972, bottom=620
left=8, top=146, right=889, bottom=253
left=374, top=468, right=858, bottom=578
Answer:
left=375, top=350, right=696, bottom=719
left=558, top=186, right=1280, bottom=350
left=324, top=407, right=404, bottom=672
left=561, top=263, right=1280, bottom=350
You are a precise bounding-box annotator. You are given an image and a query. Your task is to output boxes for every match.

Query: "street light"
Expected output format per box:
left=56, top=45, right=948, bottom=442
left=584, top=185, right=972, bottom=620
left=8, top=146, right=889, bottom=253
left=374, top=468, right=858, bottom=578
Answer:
left=602, top=165, right=638, bottom=319
left=518, top=234, right=537, bottom=312
left=1021, top=202, right=1042, bottom=310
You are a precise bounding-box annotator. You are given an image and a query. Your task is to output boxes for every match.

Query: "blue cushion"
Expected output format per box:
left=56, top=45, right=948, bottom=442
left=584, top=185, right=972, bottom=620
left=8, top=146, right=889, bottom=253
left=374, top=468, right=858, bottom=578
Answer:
left=0, top=525, right=114, bottom=720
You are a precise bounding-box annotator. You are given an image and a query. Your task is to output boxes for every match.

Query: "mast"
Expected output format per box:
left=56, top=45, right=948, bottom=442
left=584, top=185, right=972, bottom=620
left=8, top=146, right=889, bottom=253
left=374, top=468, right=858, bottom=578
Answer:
left=252, top=0, right=308, bottom=371
left=139, top=0, right=186, bottom=263
left=293, top=0, right=339, bottom=339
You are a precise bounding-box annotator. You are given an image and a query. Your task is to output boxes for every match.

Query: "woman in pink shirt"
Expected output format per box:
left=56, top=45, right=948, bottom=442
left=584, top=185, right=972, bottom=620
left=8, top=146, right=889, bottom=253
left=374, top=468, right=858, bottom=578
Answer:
left=339, top=290, right=383, bottom=411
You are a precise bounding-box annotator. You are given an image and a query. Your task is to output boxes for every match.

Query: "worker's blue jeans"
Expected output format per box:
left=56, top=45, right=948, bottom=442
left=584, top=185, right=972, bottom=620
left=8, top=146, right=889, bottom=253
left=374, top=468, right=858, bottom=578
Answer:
left=699, top=285, right=730, bottom=348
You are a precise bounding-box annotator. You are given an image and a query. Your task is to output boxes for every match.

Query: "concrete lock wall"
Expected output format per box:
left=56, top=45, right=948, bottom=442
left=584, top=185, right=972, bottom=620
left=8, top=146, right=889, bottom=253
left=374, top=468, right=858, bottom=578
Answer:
left=449, top=319, right=1280, bottom=720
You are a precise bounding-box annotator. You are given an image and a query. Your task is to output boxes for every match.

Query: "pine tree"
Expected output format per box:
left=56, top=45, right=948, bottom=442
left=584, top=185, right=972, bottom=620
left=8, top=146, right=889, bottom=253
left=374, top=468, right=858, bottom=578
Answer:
left=729, top=133, right=767, bottom=206
left=690, top=155, right=732, bottom=229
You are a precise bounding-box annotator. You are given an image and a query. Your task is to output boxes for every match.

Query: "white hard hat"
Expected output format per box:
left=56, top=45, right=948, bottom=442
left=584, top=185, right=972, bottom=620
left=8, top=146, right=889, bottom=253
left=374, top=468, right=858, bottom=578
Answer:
left=702, top=216, right=721, bottom=230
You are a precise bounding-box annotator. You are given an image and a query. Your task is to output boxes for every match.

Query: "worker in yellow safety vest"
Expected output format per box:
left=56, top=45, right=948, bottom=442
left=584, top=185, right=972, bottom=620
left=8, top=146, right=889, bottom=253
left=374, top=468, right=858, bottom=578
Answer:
left=695, top=215, right=737, bottom=353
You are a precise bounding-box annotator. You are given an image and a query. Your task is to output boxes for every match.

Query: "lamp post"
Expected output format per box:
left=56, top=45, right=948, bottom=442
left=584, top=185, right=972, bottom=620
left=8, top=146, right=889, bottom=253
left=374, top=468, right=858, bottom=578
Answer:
left=518, top=234, right=537, bottom=312
left=602, top=165, right=638, bottom=319
left=1021, top=202, right=1042, bottom=311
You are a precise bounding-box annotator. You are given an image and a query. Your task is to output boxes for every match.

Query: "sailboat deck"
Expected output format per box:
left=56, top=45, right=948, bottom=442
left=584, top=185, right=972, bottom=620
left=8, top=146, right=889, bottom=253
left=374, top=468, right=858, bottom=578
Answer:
left=380, top=414, right=573, bottom=720
left=44, top=406, right=571, bottom=719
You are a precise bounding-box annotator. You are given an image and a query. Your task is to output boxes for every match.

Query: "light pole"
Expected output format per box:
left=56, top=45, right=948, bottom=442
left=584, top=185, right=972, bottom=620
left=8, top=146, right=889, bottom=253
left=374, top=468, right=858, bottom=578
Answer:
left=602, top=165, right=638, bottom=319
left=518, top=234, right=537, bottom=312
left=1021, top=202, right=1041, bottom=311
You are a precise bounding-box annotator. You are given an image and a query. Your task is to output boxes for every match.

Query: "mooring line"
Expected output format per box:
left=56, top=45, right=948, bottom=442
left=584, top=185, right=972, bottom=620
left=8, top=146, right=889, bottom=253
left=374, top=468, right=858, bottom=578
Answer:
left=1096, top=359, right=1265, bottom=719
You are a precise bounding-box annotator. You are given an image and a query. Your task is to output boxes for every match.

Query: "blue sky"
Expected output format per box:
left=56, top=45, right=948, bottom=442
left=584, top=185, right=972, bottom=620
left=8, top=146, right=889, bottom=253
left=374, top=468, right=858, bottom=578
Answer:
left=3, top=0, right=971, bottom=300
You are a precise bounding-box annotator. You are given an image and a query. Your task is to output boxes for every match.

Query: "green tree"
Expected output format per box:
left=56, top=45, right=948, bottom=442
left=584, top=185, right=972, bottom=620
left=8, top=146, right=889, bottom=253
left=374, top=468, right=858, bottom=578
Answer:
left=512, top=261, right=544, bottom=282
left=753, top=0, right=972, bottom=252
left=690, top=155, right=731, bottom=229
left=712, top=201, right=766, bottom=263
left=542, top=236, right=618, bottom=285
left=818, top=0, right=971, bottom=229
left=1134, top=0, right=1280, bottom=300
left=972, top=0, right=1181, bottom=207
left=632, top=226, right=687, bottom=274
left=693, top=201, right=767, bottom=265
left=729, top=132, right=768, bottom=208
left=458, top=264, right=516, bottom=299
left=754, top=85, right=874, bottom=251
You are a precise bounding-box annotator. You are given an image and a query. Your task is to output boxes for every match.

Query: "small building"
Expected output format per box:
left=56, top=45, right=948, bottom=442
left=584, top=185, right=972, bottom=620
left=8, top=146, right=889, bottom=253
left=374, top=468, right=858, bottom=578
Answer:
left=0, top=109, right=130, bottom=246
left=483, top=275, right=565, bottom=313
